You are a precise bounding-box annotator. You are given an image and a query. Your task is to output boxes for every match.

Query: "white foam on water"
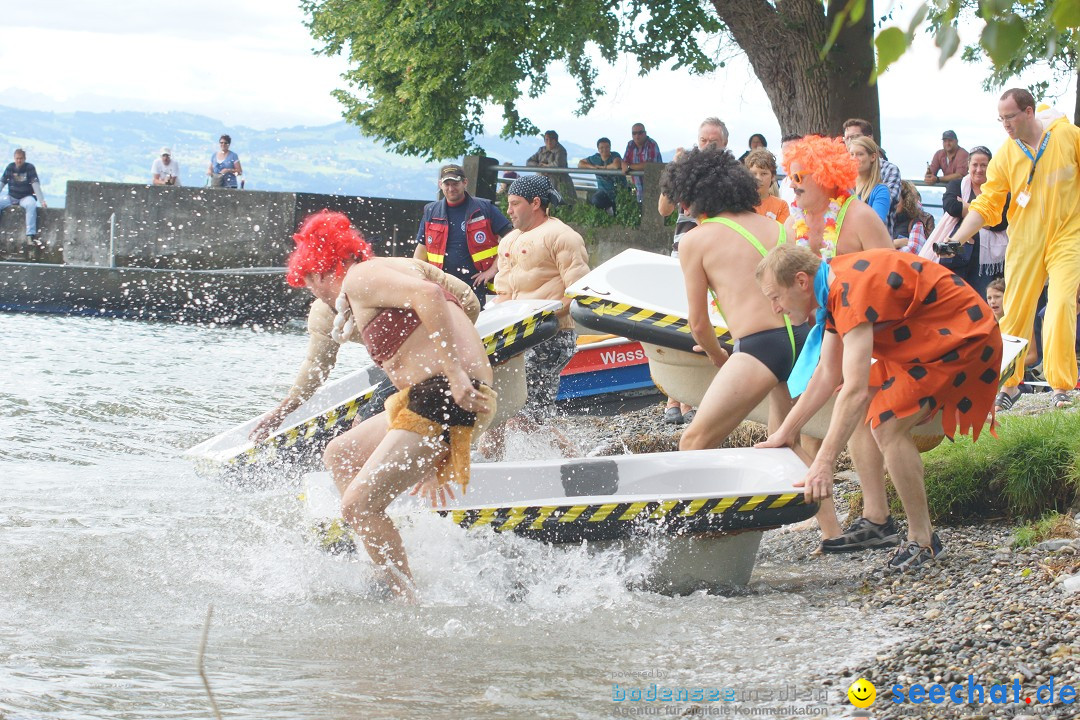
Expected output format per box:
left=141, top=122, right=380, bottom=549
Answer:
left=2, top=312, right=908, bottom=719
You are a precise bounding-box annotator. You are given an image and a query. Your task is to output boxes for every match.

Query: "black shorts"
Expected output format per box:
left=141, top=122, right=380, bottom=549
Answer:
left=733, top=323, right=810, bottom=382
left=406, top=375, right=483, bottom=444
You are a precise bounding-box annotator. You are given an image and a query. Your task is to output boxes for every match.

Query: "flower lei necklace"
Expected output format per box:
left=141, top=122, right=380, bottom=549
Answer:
left=792, top=194, right=848, bottom=259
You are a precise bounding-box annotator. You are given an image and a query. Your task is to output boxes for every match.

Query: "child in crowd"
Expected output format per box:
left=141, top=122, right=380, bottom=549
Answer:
left=744, top=148, right=789, bottom=224
left=985, top=277, right=1005, bottom=322
left=892, top=181, right=935, bottom=253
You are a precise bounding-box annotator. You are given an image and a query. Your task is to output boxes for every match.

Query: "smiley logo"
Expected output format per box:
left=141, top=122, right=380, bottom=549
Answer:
left=847, top=678, right=876, bottom=708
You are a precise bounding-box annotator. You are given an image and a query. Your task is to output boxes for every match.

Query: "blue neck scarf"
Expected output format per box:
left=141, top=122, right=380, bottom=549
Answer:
left=786, top=260, right=832, bottom=398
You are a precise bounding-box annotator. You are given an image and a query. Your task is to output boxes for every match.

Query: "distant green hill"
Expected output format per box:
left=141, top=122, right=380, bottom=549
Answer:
left=0, top=106, right=595, bottom=206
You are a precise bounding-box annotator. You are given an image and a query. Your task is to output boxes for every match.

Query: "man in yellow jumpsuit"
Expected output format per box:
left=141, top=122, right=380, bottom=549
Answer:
left=949, top=88, right=1080, bottom=410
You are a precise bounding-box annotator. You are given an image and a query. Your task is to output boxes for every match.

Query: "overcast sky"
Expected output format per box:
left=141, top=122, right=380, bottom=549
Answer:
left=1, top=1, right=1072, bottom=178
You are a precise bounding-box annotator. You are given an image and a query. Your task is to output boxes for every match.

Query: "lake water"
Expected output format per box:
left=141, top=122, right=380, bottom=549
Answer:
left=1, top=313, right=899, bottom=718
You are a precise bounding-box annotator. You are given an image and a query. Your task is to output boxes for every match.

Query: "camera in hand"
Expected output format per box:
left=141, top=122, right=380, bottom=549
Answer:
left=932, top=240, right=963, bottom=256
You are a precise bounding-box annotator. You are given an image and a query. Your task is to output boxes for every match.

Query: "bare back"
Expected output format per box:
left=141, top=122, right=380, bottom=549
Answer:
left=679, top=211, right=786, bottom=339
left=342, top=258, right=492, bottom=390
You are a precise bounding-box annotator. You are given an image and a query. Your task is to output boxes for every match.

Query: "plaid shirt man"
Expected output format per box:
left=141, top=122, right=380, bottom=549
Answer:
left=623, top=134, right=662, bottom=200
left=880, top=157, right=901, bottom=235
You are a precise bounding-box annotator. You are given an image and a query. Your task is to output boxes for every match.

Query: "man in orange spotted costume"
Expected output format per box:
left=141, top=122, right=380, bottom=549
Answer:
left=758, top=244, right=1002, bottom=572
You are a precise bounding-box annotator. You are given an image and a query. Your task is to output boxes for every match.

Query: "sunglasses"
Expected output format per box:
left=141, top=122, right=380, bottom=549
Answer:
left=632, top=130, right=646, bottom=135
left=790, top=171, right=811, bottom=184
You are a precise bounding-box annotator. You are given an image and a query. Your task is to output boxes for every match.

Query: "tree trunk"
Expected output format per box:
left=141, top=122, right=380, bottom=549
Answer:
left=824, top=0, right=880, bottom=142
left=1075, top=67, right=1080, bottom=127
left=711, top=0, right=879, bottom=139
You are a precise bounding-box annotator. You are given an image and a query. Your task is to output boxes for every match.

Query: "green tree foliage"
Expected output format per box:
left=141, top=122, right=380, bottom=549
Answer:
left=833, top=0, right=1080, bottom=84
left=302, top=1, right=718, bottom=159
left=303, top=0, right=882, bottom=160
left=954, top=1, right=1078, bottom=106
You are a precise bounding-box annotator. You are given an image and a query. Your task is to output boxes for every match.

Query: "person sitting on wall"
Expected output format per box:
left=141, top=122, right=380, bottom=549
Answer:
left=288, top=210, right=495, bottom=601
left=924, top=130, right=969, bottom=185
left=0, top=148, right=47, bottom=248
left=577, top=137, right=626, bottom=212
left=207, top=135, right=242, bottom=188
left=756, top=244, right=1002, bottom=572
left=413, top=164, right=513, bottom=309
left=526, top=130, right=576, bottom=205
left=659, top=147, right=809, bottom=451
left=151, top=147, right=181, bottom=186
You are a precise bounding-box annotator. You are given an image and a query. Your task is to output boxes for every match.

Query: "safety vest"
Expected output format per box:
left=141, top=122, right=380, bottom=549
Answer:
left=423, top=202, right=499, bottom=273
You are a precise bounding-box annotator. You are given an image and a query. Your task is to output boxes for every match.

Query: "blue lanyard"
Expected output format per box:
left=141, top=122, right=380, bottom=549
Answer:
left=1015, top=131, right=1051, bottom=186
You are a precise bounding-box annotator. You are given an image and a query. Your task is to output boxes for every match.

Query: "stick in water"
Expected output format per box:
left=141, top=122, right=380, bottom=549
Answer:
left=198, top=604, right=223, bottom=720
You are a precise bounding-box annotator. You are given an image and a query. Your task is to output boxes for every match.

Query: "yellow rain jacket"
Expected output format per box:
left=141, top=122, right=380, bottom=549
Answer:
left=971, top=108, right=1080, bottom=390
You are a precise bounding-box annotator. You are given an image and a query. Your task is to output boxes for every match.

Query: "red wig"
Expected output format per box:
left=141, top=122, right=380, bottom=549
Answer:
left=286, top=210, right=373, bottom=288
left=782, top=135, right=857, bottom=197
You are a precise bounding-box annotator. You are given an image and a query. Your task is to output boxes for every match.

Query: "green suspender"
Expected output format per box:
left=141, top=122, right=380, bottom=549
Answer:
left=699, top=216, right=796, bottom=359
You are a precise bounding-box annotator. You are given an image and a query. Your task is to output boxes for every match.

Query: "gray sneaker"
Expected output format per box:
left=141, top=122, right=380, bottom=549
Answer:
left=886, top=532, right=945, bottom=573
left=820, top=516, right=901, bottom=553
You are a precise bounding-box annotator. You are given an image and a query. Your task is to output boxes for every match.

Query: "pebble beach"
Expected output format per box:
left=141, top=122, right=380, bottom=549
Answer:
left=564, top=395, right=1080, bottom=718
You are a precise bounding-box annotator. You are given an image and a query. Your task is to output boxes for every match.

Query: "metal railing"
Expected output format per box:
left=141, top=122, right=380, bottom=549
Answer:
left=491, top=164, right=642, bottom=192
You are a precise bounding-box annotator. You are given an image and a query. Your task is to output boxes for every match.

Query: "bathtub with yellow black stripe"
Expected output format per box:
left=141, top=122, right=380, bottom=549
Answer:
left=186, top=299, right=562, bottom=486
left=302, top=447, right=817, bottom=591
left=566, top=249, right=1027, bottom=447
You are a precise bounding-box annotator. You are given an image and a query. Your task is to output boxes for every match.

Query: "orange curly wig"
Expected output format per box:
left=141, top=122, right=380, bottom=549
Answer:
left=781, top=135, right=857, bottom=196
left=286, top=210, right=373, bottom=288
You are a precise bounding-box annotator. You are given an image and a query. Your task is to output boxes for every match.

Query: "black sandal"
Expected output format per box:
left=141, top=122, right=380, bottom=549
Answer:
left=1052, top=392, right=1073, bottom=409
left=994, top=390, right=1017, bottom=412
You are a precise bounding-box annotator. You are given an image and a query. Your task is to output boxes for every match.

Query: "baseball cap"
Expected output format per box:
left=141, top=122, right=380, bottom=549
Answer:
left=439, top=164, right=465, bottom=182
left=160, top=147, right=172, bottom=156
left=941, top=130, right=958, bottom=141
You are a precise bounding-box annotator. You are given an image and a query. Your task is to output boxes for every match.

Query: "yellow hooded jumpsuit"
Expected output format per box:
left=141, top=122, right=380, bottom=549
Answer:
left=970, top=108, right=1080, bottom=391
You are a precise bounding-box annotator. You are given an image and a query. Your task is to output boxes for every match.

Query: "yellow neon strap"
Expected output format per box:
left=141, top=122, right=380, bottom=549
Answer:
left=700, top=216, right=796, bottom=358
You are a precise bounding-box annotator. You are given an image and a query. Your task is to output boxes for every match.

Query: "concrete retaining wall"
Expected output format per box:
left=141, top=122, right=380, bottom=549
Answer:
left=2, top=164, right=668, bottom=270
left=2, top=182, right=428, bottom=269
left=59, top=182, right=429, bottom=269
left=0, top=206, right=64, bottom=262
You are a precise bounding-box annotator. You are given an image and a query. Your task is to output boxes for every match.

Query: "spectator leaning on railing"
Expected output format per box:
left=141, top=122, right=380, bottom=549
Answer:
left=577, top=137, right=625, bottom=212
left=207, top=134, right=242, bottom=188
left=622, top=122, right=663, bottom=202
left=526, top=130, right=576, bottom=205
left=924, top=130, right=969, bottom=185
left=151, top=147, right=181, bottom=186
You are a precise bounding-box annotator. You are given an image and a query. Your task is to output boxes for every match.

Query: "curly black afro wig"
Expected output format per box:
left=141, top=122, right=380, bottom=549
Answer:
left=659, top=147, right=761, bottom=219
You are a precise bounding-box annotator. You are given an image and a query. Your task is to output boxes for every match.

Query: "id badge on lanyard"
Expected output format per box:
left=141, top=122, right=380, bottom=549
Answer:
left=1015, top=131, right=1051, bottom=208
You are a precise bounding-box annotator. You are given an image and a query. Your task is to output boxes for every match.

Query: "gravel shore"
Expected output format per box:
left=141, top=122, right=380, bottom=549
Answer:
left=562, top=399, right=1080, bottom=718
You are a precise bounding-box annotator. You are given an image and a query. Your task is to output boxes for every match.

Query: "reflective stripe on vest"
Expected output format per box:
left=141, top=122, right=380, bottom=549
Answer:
left=424, top=209, right=499, bottom=274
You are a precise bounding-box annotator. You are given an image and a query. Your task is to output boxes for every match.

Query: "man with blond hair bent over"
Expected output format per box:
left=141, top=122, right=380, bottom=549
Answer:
left=757, top=244, right=1002, bottom=572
